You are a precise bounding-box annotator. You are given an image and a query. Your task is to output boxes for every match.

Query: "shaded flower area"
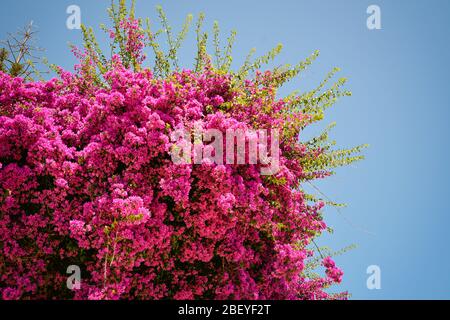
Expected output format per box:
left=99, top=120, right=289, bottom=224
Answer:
left=0, top=1, right=365, bottom=300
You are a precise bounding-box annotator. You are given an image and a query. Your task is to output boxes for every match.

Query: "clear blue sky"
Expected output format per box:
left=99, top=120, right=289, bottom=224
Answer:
left=2, top=0, right=450, bottom=299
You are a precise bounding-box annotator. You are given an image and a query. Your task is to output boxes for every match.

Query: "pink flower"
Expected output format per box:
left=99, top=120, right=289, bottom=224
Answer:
left=69, top=220, right=86, bottom=235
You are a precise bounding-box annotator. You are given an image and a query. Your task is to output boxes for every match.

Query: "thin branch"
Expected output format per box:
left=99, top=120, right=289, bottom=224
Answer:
left=306, top=180, right=375, bottom=236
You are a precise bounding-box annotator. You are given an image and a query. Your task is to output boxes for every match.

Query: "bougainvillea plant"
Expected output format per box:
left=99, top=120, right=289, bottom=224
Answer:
left=0, top=1, right=366, bottom=300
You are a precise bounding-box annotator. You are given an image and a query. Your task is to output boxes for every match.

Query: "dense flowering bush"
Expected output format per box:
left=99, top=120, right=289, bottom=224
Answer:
left=0, top=1, right=365, bottom=300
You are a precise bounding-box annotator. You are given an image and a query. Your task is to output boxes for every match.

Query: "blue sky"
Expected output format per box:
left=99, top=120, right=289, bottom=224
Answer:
left=1, top=0, right=450, bottom=299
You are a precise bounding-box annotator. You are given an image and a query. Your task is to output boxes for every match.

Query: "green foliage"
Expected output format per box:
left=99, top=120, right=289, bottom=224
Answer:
left=194, top=12, right=208, bottom=73
left=0, top=22, right=44, bottom=80
left=156, top=5, right=193, bottom=72
left=212, top=21, right=236, bottom=72
left=300, top=144, right=368, bottom=180
left=237, top=43, right=284, bottom=80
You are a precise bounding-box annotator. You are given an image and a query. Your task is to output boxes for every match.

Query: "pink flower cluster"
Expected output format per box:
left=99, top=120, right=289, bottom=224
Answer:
left=0, top=54, right=344, bottom=299
left=323, top=257, right=344, bottom=284
left=117, top=18, right=146, bottom=65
